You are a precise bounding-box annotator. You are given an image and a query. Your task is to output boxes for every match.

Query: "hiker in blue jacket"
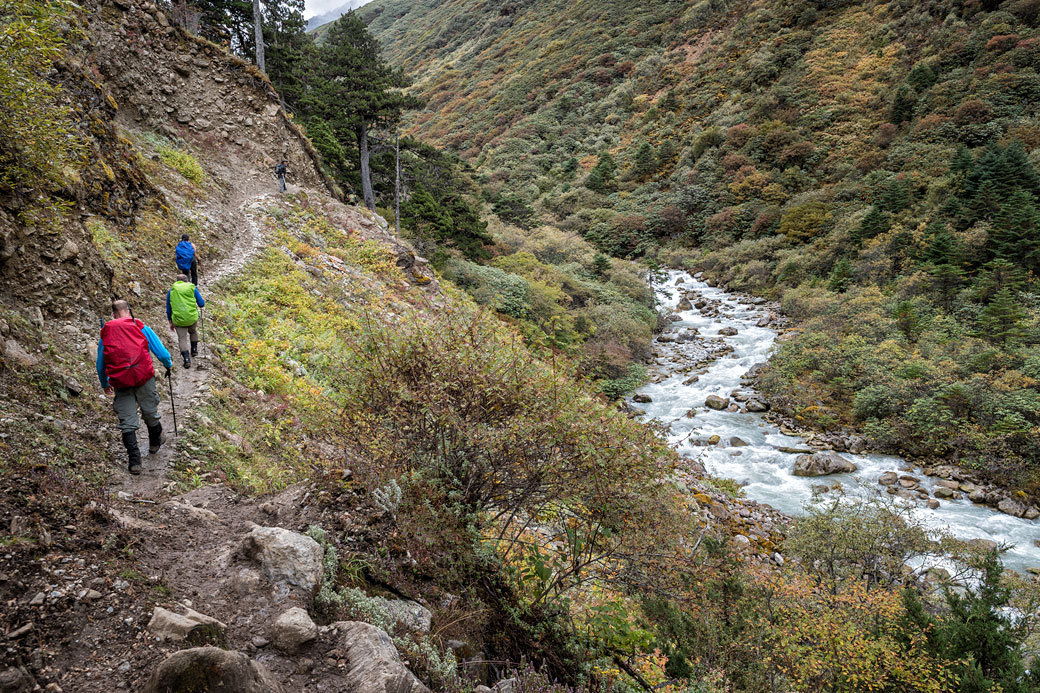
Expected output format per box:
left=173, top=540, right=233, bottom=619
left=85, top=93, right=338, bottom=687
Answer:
left=175, top=233, right=199, bottom=285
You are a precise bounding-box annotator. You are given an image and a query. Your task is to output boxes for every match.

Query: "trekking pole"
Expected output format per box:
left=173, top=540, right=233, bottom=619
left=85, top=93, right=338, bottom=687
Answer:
left=167, top=369, right=178, bottom=435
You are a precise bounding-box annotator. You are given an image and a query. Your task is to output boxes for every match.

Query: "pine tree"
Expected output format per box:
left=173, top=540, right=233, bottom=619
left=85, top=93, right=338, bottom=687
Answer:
left=890, top=85, right=916, bottom=125
left=971, top=259, right=1029, bottom=302
left=969, top=179, right=1002, bottom=223
left=923, top=220, right=959, bottom=266
left=316, top=12, right=422, bottom=210
left=592, top=252, right=610, bottom=276
left=586, top=153, right=616, bottom=193
left=879, top=178, right=910, bottom=213
left=827, top=258, right=853, bottom=292
left=991, top=189, right=1040, bottom=270
left=853, top=206, right=889, bottom=245
left=950, top=144, right=974, bottom=190
left=935, top=553, right=1039, bottom=691
left=1003, top=139, right=1040, bottom=198
left=979, top=287, right=1027, bottom=346
left=633, top=141, right=655, bottom=177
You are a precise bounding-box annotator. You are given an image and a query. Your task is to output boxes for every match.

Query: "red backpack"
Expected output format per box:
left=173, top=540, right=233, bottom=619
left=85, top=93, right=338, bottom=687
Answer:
left=101, top=318, right=155, bottom=389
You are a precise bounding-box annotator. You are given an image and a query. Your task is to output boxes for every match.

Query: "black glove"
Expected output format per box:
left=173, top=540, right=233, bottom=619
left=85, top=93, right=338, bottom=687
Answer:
left=165, top=367, right=173, bottom=379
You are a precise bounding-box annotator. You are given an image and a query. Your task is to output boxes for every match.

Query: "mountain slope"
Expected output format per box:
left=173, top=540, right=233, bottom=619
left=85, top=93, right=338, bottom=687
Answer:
left=359, top=0, right=1040, bottom=487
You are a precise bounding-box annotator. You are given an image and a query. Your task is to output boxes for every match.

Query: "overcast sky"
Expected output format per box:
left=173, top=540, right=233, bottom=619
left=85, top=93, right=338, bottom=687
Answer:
left=304, top=0, right=375, bottom=19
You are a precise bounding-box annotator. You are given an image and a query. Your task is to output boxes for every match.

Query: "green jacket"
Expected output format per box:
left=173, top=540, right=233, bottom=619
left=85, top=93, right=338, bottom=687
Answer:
left=167, top=281, right=203, bottom=327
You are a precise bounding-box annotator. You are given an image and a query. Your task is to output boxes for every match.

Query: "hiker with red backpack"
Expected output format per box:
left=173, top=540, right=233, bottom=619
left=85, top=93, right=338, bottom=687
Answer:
left=96, top=299, right=173, bottom=475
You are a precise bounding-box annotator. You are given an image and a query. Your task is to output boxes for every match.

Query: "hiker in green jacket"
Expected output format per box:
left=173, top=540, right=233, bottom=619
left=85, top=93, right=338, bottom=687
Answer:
left=166, top=274, right=205, bottom=369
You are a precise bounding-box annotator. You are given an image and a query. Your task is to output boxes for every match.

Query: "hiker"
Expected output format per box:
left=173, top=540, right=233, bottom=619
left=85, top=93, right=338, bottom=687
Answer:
left=274, top=159, right=288, bottom=193
left=175, top=233, right=199, bottom=285
left=167, top=273, right=205, bottom=369
left=97, top=299, right=173, bottom=475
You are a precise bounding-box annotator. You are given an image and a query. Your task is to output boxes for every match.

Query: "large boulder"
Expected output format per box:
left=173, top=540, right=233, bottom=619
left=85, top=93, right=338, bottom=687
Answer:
left=270, top=607, right=318, bottom=653
left=373, top=598, right=433, bottom=635
left=676, top=296, right=692, bottom=311
left=240, top=526, right=323, bottom=596
left=792, top=451, right=857, bottom=477
left=332, top=621, right=430, bottom=693
left=705, top=395, right=730, bottom=410
left=143, top=647, right=283, bottom=693
left=997, top=497, right=1027, bottom=518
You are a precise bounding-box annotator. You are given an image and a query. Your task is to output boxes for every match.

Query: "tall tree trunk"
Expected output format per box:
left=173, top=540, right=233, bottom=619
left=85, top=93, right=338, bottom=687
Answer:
left=394, top=130, right=401, bottom=235
left=359, top=121, right=375, bottom=211
left=252, top=0, right=265, bottom=72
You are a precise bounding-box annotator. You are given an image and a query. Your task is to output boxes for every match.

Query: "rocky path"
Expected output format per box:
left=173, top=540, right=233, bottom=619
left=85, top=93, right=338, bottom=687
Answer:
left=114, top=190, right=276, bottom=499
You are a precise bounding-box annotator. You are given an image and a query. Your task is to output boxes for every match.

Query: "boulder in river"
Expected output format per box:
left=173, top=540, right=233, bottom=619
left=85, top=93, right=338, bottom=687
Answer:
left=998, top=497, right=1027, bottom=518
left=682, top=375, right=700, bottom=386
left=729, top=437, right=748, bottom=447
left=632, top=393, right=653, bottom=404
left=676, top=297, right=692, bottom=311
left=745, top=399, right=768, bottom=412
left=718, top=327, right=738, bottom=336
left=792, top=451, right=857, bottom=477
left=878, top=471, right=898, bottom=486
left=933, top=487, right=956, bottom=500
left=705, top=395, right=730, bottom=410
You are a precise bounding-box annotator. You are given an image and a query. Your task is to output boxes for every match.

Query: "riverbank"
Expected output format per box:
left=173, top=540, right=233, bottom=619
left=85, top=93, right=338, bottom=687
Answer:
left=631, top=270, right=1040, bottom=574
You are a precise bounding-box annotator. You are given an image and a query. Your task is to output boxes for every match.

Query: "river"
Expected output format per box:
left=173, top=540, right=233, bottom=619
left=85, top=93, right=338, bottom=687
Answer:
left=632, top=270, right=1040, bottom=574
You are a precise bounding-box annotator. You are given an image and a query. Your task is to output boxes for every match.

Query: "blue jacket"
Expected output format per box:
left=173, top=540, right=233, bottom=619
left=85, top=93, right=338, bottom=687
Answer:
left=175, top=240, right=196, bottom=271
left=166, top=286, right=205, bottom=322
left=96, top=325, right=172, bottom=389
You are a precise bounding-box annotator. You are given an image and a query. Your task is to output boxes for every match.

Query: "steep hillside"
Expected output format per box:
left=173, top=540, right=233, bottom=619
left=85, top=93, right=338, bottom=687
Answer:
left=360, top=0, right=1040, bottom=490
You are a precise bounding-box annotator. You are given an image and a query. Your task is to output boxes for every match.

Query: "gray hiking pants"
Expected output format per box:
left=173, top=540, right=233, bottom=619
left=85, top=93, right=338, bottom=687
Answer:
left=174, top=322, right=198, bottom=352
left=113, top=377, right=161, bottom=433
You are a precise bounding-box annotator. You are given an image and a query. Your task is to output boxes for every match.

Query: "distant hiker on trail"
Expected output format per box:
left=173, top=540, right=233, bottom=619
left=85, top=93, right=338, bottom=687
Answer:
left=275, top=159, right=288, bottom=193
left=97, top=300, right=172, bottom=475
left=175, top=233, right=199, bottom=285
left=167, top=274, right=205, bottom=369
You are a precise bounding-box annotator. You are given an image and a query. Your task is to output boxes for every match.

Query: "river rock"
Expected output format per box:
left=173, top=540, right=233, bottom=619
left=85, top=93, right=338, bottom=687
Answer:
left=682, top=375, right=700, bottom=386
left=745, top=399, right=768, bottom=412
left=878, top=471, right=898, bottom=485
left=969, top=489, right=988, bottom=503
left=240, top=526, right=324, bottom=596
left=676, top=297, right=692, bottom=311
left=632, top=393, right=652, bottom=404
left=792, top=451, right=856, bottom=477
left=933, top=487, right=956, bottom=500
left=967, top=538, right=998, bottom=552
left=1026, top=507, right=1040, bottom=520
left=707, top=434, right=721, bottom=445
left=143, top=647, right=283, bottom=693
left=899, top=478, right=919, bottom=490
left=270, top=607, right=318, bottom=653
left=331, top=621, right=430, bottom=693
left=998, top=498, right=1028, bottom=518
left=718, top=327, right=738, bottom=336
left=926, top=499, right=940, bottom=509
left=657, top=334, right=675, bottom=343
left=705, top=395, right=729, bottom=410
left=729, top=437, right=748, bottom=447
left=694, top=299, right=708, bottom=309
left=935, top=479, right=959, bottom=489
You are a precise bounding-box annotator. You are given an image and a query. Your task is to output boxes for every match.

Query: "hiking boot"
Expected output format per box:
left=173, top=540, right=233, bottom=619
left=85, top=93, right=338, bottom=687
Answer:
left=147, top=423, right=164, bottom=454
left=122, top=430, right=142, bottom=475
left=181, top=350, right=191, bottom=368
left=190, top=341, right=198, bottom=358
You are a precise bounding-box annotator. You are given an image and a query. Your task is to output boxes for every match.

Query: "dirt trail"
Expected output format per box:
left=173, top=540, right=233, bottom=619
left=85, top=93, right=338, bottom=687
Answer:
left=113, top=188, right=283, bottom=499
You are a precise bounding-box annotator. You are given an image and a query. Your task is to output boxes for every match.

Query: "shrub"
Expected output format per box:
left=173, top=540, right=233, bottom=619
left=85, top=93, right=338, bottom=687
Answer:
left=159, top=145, right=205, bottom=184
left=776, top=201, right=831, bottom=242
